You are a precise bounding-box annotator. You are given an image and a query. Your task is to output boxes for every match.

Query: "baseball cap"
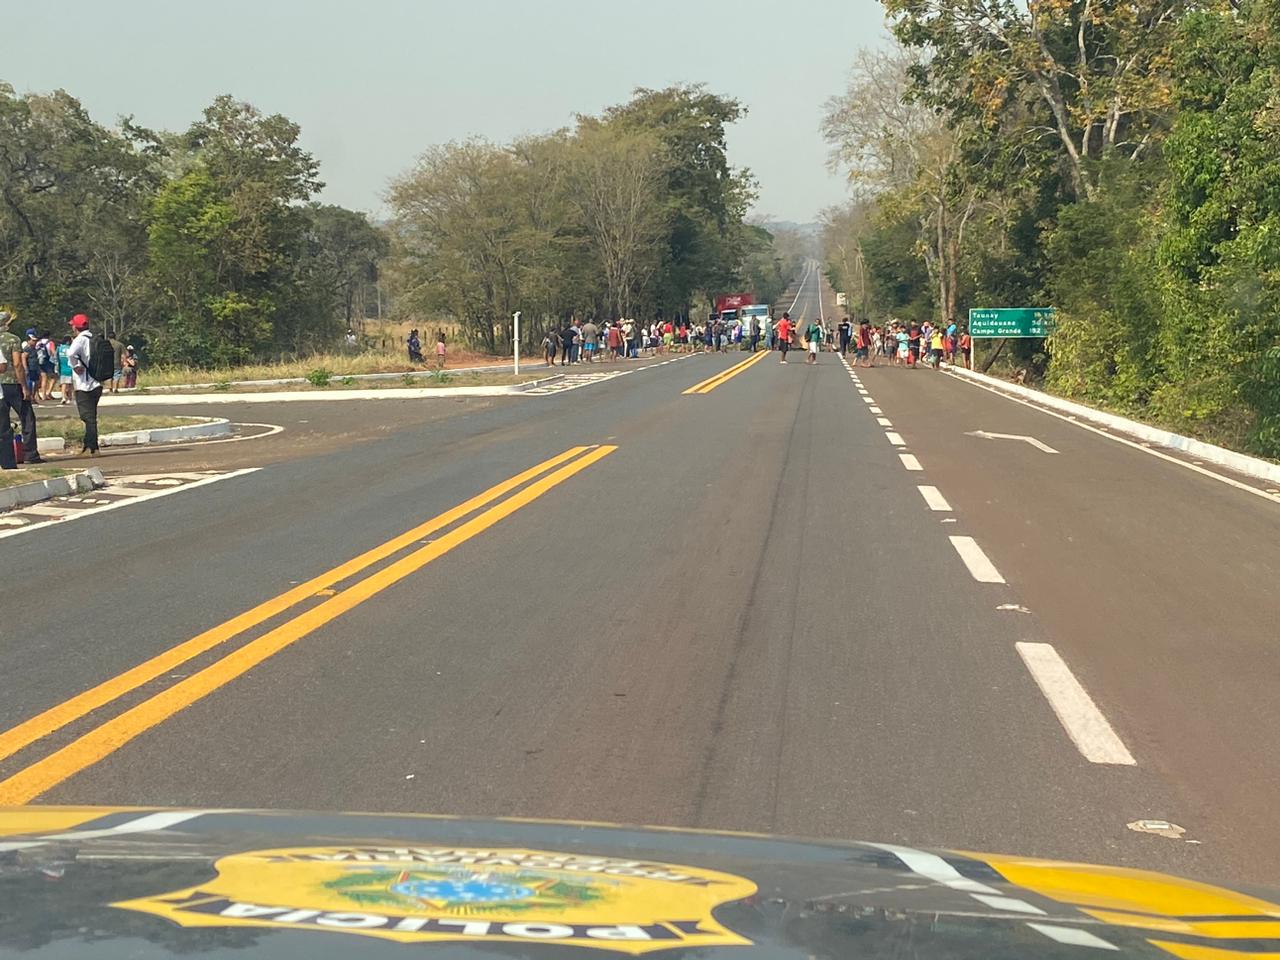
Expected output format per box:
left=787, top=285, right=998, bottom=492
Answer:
left=70, top=314, right=90, bottom=331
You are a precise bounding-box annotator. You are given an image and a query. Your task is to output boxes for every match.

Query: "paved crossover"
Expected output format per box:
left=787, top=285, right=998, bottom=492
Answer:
left=2, top=262, right=1276, bottom=893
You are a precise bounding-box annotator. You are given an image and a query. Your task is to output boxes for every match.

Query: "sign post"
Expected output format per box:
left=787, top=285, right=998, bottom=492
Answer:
left=512, top=311, right=521, bottom=376
left=966, top=307, right=1055, bottom=369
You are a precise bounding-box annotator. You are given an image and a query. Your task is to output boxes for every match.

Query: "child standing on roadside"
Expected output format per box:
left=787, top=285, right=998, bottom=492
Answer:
left=435, top=331, right=447, bottom=370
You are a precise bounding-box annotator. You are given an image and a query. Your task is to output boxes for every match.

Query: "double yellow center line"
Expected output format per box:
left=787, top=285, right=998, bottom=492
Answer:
left=682, top=349, right=770, bottom=394
left=0, top=444, right=616, bottom=804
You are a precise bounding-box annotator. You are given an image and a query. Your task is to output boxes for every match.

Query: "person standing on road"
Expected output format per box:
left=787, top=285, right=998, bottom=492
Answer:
left=559, top=322, right=577, bottom=366
left=66, top=313, right=103, bottom=457
left=581, top=318, right=599, bottom=363
left=107, top=333, right=125, bottom=393
left=838, top=317, right=852, bottom=356
left=776, top=313, right=793, bottom=364
left=945, top=317, right=958, bottom=364
left=929, top=326, right=945, bottom=369
left=56, top=335, right=73, bottom=404
left=856, top=319, right=874, bottom=367
left=959, top=327, right=972, bottom=368
left=804, top=319, right=823, bottom=365
left=0, top=310, right=43, bottom=469
left=123, top=345, right=139, bottom=388
left=36, top=333, right=57, bottom=400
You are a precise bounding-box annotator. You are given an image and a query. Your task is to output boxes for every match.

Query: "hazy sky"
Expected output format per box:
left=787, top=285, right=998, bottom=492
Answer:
left=8, top=0, right=888, bottom=223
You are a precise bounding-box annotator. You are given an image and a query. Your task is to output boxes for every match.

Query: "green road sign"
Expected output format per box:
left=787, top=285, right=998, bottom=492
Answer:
left=968, top=307, right=1055, bottom=338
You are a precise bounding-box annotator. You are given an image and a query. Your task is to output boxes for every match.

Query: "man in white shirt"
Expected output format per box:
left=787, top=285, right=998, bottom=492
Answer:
left=66, top=313, right=103, bottom=455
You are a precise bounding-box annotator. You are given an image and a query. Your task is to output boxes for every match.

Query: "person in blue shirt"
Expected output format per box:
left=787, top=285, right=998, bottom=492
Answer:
left=56, top=335, right=73, bottom=404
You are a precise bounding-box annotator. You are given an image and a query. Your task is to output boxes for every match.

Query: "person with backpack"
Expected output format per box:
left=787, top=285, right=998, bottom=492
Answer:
left=67, top=313, right=109, bottom=456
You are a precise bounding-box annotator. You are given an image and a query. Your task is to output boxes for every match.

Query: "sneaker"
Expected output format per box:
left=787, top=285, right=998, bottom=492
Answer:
left=24, top=455, right=46, bottom=465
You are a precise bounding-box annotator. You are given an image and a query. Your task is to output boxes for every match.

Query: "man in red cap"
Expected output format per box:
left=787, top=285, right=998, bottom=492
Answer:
left=66, top=313, right=103, bottom=456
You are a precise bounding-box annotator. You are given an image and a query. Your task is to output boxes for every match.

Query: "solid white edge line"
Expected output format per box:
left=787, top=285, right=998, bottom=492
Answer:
left=943, top=368, right=1280, bottom=506
left=1016, top=642, right=1136, bottom=765
left=0, top=468, right=261, bottom=541
left=918, top=485, right=952, bottom=511
left=899, top=453, right=923, bottom=471
left=948, top=535, right=1006, bottom=583
left=1027, top=924, right=1119, bottom=950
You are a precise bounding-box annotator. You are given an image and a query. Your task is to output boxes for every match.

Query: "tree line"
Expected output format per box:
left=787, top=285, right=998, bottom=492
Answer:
left=0, top=86, right=386, bottom=367
left=820, top=0, right=1280, bottom=458
left=385, top=84, right=799, bottom=352
left=2, top=81, right=793, bottom=368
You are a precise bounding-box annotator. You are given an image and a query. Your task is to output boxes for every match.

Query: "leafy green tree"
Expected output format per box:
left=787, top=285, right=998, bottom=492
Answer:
left=601, top=85, right=757, bottom=316
left=0, top=84, right=155, bottom=325
left=145, top=96, right=322, bottom=364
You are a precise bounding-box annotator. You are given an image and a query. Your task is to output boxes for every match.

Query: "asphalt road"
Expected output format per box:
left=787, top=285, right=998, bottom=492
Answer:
left=3, top=260, right=1278, bottom=892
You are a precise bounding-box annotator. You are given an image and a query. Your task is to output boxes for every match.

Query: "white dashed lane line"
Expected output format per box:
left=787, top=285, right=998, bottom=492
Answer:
left=917, top=485, right=952, bottom=511
left=948, top=535, right=1006, bottom=583
left=849, top=357, right=1137, bottom=771
left=1016, top=642, right=1136, bottom=765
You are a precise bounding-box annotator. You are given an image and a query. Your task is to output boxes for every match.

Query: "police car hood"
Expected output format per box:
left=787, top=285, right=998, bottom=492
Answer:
left=1, top=806, right=1277, bottom=959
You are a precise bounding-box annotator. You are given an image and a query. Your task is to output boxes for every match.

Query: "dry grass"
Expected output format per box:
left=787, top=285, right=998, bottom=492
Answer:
left=187, top=371, right=545, bottom=394
left=138, top=347, right=506, bottom=388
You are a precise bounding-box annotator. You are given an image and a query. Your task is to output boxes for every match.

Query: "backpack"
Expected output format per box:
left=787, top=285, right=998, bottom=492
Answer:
left=86, top=335, right=114, bottom=383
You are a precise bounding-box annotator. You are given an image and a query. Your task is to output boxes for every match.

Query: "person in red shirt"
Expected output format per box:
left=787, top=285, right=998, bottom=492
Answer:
left=775, top=312, right=793, bottom=364
left=959, top=328, right=972, bottom=368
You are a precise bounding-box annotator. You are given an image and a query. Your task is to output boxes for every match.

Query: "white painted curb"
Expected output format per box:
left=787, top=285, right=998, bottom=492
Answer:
left=943, top=364, right=1280, bottom=484
left=100, top=417, right=232, bottom=447
left=0, top=467, right=104, bottom=511
left=100, top=376, right=565, bottom=406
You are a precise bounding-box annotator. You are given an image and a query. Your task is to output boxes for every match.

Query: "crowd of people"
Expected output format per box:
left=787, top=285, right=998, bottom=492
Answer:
left=518, top=313, right=974, bottom=369
left=2, top=310, right=125, bottom=469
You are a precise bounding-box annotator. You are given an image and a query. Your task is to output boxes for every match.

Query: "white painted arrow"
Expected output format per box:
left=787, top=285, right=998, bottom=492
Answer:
left=966, top=430, right=1059, bottom=454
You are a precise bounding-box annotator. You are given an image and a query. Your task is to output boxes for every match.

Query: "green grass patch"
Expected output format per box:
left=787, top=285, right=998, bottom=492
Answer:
left=0, top=466, right=69, bottom=488
left=38, top=415, right=195, bottom=444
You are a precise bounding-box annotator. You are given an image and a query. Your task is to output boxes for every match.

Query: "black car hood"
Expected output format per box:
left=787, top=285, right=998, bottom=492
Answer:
left=1, top=806, right=1277, bottom=958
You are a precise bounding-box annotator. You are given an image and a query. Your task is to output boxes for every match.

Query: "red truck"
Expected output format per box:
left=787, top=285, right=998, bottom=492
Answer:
left=714, top=293, right=754, bottom=324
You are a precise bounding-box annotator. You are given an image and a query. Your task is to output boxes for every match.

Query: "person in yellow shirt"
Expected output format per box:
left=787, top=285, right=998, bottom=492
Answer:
left=929, top=327, right=945, bottom=369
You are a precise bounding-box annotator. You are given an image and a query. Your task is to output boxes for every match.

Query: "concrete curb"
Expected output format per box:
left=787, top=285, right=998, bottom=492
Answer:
left=101, top=417, right=232, bottom=447
left=0, top=467, right=105, bottom=511
left=942, top=363, right=1280, bottom=484
left=100, top=375, right=567, bottom=406
left=35, top=417, right=232, bottom=452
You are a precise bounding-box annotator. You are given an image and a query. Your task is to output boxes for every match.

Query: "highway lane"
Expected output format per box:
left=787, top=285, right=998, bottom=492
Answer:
left=0, top=271, right=1274, bottom=892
